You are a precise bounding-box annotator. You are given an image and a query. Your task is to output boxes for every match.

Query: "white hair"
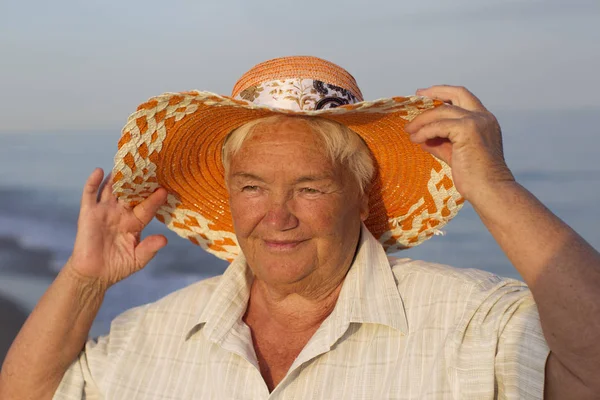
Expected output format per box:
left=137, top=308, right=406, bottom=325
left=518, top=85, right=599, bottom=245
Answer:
left=222, top=115, right=375, bottom=193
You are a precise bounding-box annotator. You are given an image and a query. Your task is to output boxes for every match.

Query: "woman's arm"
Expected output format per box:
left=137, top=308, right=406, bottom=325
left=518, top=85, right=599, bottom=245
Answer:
left=0, top=265, right=106, bottom=399
left=406, top=86, right=600, bottom=398
left=470, top=179, right=600, bottom=399
left=0, top=169, right=167, bottom=399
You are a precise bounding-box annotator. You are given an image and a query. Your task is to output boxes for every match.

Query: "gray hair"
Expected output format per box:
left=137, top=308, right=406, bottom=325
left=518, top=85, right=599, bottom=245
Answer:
left=222, top=115, right=375, bottom=193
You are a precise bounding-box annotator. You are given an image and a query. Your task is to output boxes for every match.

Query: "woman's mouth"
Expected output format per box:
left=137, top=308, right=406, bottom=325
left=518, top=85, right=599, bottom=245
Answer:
left=263, top=239, right=306, bottom=251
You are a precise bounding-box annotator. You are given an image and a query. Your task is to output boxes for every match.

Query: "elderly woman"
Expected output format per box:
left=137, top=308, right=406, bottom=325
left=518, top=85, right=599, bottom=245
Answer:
left=1, top=56, right=599, bottom=399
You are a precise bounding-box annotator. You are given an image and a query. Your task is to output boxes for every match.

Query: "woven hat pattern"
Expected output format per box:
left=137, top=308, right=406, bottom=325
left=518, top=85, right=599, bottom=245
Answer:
left=113, top=56, right=464, bottom=261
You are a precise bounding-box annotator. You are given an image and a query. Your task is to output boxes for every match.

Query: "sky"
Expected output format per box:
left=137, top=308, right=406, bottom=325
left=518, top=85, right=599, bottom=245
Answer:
left=0, top=0, right=599, bottom=132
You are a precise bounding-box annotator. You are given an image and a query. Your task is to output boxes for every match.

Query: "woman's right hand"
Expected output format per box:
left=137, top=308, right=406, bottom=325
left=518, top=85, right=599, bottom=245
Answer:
left=65, top=168, right=168, bottom=288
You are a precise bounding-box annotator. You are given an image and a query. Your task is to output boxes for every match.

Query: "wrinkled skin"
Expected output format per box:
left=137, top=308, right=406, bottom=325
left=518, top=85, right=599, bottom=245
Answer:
left=227, top=118, right=369, bottom=297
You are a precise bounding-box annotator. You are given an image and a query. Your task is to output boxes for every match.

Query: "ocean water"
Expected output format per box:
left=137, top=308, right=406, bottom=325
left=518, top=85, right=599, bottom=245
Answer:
left=0, top=108, right=599, bottom=336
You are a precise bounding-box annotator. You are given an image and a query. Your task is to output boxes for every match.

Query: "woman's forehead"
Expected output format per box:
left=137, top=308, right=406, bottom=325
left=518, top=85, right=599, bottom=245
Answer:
left=238, top=119, right=326, bottom=153
left=229, top=123, right=349, bottom=182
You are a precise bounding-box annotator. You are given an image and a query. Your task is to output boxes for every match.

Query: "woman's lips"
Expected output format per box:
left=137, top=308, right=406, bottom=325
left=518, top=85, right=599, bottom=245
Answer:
left=263, top=239, right=306, bottom=251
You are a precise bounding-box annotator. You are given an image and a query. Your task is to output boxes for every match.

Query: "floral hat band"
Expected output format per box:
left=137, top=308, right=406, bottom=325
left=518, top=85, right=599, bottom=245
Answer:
left=234, top=79, right=361, bottom=111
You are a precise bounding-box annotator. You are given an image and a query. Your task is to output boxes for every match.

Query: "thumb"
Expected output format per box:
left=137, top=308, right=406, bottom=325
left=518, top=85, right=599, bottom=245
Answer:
left=134, top=234, right=168, bottom=270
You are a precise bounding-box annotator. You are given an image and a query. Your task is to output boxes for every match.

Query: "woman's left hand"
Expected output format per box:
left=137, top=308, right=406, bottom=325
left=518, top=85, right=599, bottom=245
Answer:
left=405, top=85, right=515, bottom=201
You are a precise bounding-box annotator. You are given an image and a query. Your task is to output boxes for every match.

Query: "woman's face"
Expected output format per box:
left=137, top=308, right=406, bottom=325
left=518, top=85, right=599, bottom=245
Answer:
left=227, top=117, right=369, bottom=292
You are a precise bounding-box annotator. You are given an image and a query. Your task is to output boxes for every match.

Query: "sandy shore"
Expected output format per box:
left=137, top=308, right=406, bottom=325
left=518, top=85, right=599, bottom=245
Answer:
left=0, top=295, right=28, bottom=365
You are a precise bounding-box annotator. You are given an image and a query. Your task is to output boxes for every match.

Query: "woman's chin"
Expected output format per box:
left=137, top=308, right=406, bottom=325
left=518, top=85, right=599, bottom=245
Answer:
left=251, top=257, right=315, bottom=286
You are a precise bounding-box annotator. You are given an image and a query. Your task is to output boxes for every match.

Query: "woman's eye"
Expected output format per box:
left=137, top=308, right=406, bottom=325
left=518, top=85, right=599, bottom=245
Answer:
left=300, top=187, right=320, bottom=194
left=242, top=185, right=259, bottom=192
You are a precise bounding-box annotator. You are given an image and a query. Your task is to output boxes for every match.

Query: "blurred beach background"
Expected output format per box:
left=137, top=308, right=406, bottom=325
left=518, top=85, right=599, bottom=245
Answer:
left=1, top=0, right=599, bottom=363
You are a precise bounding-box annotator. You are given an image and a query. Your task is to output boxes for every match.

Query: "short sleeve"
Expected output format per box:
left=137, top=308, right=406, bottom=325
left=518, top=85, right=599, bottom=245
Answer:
left=53, top=339, right=105, bottom=399
left=494, top=294, right=550, bottom=399
left=449, top=278, right=550, bottom=400
left=52, top=305, right=147, bottom=400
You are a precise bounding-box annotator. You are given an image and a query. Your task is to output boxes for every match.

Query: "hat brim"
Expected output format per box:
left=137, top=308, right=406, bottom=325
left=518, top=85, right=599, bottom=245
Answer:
left=113, top=91, right=464, bottom=261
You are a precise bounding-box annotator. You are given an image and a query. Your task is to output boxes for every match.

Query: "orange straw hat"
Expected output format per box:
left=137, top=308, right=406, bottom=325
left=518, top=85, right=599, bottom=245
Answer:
left=113, top=56, right=464, bottom=262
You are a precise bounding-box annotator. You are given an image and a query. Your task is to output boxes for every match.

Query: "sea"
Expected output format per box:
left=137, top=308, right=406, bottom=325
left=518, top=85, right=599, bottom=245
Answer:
left=0, top=108, right=599, bottom=338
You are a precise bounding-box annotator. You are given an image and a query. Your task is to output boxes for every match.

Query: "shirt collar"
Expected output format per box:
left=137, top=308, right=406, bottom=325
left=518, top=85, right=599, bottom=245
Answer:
left=328, top=224, right=408, bottom=335
left=184, top=223, right=408, bottom=342
left=184, top=253, right=252, bottom=342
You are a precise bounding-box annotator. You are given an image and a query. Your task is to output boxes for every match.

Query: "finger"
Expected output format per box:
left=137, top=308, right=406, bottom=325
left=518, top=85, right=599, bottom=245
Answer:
left=409, top=118, right=462, bottom=144
left=419, top=138, right=453, bottom=166
left=81, top=168, right=104, bottom=209
left=132, top=188, right=168, bottom=226
left=416, top=85, right=486, bottom=112
left=134, top=234, right=168, bottom=271
left=405, top=104, right=468, bottom=134
left=97, top=172, right=117, bottom=204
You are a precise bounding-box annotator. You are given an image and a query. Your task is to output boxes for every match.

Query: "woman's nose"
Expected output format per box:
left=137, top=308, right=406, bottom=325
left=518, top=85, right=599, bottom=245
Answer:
left=263, top=199, right=299, bottom=231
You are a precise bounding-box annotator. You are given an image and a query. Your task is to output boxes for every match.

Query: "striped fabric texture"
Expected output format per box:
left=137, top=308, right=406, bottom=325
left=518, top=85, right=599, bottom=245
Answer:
left=54, top=226, right=549, bottom=399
